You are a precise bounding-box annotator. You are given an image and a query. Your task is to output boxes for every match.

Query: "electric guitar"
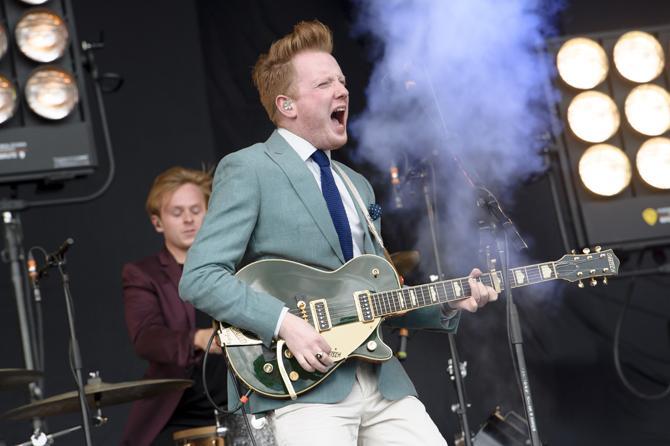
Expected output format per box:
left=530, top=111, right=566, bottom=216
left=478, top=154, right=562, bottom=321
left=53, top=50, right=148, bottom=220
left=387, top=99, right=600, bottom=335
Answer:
left=217, top=248, right=619, bottom=399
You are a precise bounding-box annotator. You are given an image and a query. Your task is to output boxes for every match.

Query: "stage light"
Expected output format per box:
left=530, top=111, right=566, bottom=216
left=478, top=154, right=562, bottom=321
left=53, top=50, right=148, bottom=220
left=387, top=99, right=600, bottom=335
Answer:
left=556, top=37, right=608, bottom=90
left=613, top=31, right=664, bottom=83
left=567, top=91, right=620, bottom=143
left=624, top=84, right=670, bottom=136
left=0, top=75, right=18, bottom=124
left=24, top=67, right=78, bottom=120
left=578, top=144, right=632, bottom=197
left=15, top=9, right=69, bottom=63
left=19, top=0, right=51, bottom=4
left=551, top=26, right=670, bottom=249
left=0, top=24, right=8, bottom=60
left=636, top=137, right=670, bottom=190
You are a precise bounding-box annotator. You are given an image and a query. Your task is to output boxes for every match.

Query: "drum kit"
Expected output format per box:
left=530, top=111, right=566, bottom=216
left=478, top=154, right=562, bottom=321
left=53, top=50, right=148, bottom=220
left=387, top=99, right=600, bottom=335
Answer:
left=0, top=369, right=197, bottom=445
left=1, top=368, right=278, bottom=445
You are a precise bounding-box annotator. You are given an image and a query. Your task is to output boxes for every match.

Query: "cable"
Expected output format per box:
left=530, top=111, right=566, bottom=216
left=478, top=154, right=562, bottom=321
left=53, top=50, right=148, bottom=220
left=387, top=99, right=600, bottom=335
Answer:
left=202, top=329, right=258, bottom=446
left=613, top=250, right=670, bottom=400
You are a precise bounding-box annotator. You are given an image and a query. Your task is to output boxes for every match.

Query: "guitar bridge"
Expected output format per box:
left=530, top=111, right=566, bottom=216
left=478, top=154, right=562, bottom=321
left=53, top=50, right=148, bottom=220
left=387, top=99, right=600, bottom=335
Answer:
left=353, top=290, right=375, bottom=323
left=309, top=299, right=332, bottom=332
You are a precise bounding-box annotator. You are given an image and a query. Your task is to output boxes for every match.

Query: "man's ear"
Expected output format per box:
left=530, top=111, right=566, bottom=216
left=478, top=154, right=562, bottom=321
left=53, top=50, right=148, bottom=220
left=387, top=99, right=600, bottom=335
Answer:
left=276, top=95, right=297, bottom=119
left=151, top=215, right=164, bottom=233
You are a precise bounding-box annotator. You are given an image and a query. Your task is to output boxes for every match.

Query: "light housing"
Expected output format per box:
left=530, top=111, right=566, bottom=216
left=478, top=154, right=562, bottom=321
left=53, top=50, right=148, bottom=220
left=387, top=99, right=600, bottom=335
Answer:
left=578, top=144, right=632, bottom=197
left=567, top=91, right=620, bottom=143
left=0, top=75, right=18, bottom=124
left=557, top=37, right=609, bottom=90
left=613, top=31, right=665, bottom=83
left=15, top=9, right=69, bottom=63
left=636, top=137, right=670, bottom=190
left=624, top=84, right=670, bottom=136
left=24, top=66, right=78, bottom=120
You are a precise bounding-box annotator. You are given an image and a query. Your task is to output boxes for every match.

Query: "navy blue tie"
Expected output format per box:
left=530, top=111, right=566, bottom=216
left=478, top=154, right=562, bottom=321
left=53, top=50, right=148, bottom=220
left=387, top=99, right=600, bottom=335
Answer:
left=311, top=150, right=353, bottom=262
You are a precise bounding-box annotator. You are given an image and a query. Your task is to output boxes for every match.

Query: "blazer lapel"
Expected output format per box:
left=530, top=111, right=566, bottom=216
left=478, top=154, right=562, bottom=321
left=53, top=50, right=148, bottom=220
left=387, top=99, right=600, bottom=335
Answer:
left=158, top=248, right=195, bottom=329
left=332, top=161, right=376, bottom=255
left=264, top=131, right=345, bottom=263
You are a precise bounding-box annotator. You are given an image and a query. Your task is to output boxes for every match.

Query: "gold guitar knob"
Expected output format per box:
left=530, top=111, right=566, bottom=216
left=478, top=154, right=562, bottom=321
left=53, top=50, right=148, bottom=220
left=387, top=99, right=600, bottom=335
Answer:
left=263, top=363, right=274, bottom=374
left=366, top=341, right=378, bottom=351
left=289, top=371, right=299, bottom=382
left=284, top=349, right=293, bottom=359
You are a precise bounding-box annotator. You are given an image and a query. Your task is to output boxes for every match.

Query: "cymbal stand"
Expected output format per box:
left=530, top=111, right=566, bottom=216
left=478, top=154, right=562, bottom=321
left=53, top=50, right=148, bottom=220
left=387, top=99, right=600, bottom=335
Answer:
left=51, top=247, right=93, bottom=446
left=1, top=209, right=45, bottom=434
left=16, top=425, right=83, bottom=446
left=412, top=164, right=473, bottom=446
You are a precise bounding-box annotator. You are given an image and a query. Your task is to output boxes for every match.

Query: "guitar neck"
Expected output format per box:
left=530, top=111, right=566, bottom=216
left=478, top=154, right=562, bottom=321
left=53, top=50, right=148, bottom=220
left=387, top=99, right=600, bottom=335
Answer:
left=370, top=261, right=559, bottom=317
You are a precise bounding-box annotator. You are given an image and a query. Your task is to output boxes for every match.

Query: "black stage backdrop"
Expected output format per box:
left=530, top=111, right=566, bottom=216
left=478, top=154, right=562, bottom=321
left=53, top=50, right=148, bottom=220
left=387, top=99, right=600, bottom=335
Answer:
left=1, top=1, right=670, bottom=445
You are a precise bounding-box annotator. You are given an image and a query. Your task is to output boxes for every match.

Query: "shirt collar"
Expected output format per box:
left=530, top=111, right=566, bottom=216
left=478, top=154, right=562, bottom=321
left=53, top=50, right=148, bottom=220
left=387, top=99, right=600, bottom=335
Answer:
left=277, top=128, right=331, bottom=162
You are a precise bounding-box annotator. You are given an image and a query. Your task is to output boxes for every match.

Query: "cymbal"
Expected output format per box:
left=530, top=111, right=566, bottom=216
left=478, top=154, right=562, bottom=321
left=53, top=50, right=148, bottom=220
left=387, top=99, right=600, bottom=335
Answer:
left=390, top=250, right=420, bottom=276
left=2, top=378, right=192, bottom=420
left=0, top=368, right=42, bottom=390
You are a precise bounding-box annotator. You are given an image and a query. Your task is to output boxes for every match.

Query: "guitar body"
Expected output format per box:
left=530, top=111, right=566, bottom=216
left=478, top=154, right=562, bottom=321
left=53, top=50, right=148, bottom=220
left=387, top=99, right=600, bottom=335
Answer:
left=222, top=255, right=400, bottom=399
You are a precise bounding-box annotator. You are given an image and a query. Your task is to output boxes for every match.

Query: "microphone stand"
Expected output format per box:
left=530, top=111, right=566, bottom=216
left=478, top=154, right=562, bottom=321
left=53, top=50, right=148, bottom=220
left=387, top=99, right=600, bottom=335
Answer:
left=477, top=188, right=542, bottom=446
left=408, top=163, right=473, bottom=446
left=1, top=208, right=46, bottom=434
left=50, top=244, right=94, bottom=446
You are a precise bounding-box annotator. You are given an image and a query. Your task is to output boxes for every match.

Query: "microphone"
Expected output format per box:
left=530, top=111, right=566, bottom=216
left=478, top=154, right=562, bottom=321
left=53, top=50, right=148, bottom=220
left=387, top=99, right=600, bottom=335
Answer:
left=46, top=238, right=74, bottom=263
left=27, top=252, right=38, bottom=283
left=389, top=165, right=404, bottom=209
left=397, top=327, right=409, bottom=360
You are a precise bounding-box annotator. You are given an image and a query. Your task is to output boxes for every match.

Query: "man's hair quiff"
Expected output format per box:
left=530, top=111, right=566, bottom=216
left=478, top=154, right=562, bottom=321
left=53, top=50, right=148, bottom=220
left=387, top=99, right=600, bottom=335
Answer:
left=145, top=166, right=213, bottom=218
left=252, top=20, right=333, bottom=124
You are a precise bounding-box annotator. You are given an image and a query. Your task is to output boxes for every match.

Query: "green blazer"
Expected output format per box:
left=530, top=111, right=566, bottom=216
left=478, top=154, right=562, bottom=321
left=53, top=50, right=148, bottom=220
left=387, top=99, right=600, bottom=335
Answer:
left=179, top=130, right=459, bottom=413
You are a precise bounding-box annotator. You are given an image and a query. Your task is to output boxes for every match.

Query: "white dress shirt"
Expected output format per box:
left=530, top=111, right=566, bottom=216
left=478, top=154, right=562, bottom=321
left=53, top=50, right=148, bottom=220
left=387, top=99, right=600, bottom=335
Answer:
left=273, top=128, right=367, bottom=336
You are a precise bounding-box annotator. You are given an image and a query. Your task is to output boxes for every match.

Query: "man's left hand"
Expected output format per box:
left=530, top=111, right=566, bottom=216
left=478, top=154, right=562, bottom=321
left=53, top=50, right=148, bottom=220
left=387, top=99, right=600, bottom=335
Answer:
left=449, top=268, right=498, bottom=312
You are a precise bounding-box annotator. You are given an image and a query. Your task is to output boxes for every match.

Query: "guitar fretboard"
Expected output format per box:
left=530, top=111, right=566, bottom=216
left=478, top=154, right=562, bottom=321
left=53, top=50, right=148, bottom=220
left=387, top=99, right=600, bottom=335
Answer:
left=370, top=262, right=558, bottom=316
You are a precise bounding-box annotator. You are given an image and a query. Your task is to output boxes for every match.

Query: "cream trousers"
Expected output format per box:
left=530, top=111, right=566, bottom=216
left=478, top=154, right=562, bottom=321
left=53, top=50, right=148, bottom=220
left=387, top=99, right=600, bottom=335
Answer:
left=270, top=363, right=448, bottom=446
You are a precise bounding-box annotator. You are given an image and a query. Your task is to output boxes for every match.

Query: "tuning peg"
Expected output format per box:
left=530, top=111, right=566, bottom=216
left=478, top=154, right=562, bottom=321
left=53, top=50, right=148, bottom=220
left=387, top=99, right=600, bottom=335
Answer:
left=590, top=278, right=597, bottom=287
left=571, top=249, right=576, bottom=254
left=582, top=247, right=591, bottom=254
left=595, top=246, right=602, bottom=253
left=578, top=280, right=584, bottom=288
left=603, top=277, right=608, bottom=285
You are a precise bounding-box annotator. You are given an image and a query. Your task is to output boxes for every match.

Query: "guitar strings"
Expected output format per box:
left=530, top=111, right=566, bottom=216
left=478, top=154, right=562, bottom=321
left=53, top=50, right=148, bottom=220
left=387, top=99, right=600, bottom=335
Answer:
left=284, top=256, right=611, bottom=320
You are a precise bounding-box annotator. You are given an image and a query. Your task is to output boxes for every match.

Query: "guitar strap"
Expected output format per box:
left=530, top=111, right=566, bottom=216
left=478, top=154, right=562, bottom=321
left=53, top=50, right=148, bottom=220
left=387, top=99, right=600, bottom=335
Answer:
left=333, top=164, right=398, bottom=271
left=276, top=339, right=298, bottom=400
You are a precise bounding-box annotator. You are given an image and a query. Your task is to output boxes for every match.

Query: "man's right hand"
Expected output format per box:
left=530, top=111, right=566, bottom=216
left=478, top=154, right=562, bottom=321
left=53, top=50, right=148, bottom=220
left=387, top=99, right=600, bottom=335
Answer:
left=194, top=328, right=223, bottom=354
left=278, top=312, right=333, bottom=373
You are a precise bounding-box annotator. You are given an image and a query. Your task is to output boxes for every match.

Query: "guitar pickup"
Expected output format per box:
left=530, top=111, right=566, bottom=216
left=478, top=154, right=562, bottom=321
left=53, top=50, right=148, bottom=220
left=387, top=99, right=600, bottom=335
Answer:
left=353, top=291, right=375, bottom=323
left=309, top=299, right=332, bottom=332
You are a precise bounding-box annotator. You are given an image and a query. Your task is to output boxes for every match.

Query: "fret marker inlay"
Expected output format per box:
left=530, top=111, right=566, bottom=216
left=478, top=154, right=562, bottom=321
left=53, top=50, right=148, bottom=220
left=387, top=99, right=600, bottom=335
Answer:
left=397, top=291, right=405, bottom=309
left=429, top=286, right=437, bottom=302
left=453, top=281, right=462, bottom=297
left=514, top=270, right=525, bottom=284
left=541, top=264, right=552, bottom=279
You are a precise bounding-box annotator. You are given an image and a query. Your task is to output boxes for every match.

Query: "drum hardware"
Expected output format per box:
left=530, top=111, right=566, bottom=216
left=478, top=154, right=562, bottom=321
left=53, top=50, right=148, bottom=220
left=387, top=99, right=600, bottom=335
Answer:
left=15, top=425, right=83, bottom=446
left=2, top=374, right=192, bottom=420
left=389, top=250, right=420, bottom=277
left=0, top=369, right=43, bottom=390
left=214, top=409, right=229, bottom=438
left=473, top=407, right=530, bottom=446
left=173, top=426, right=225, bottom=446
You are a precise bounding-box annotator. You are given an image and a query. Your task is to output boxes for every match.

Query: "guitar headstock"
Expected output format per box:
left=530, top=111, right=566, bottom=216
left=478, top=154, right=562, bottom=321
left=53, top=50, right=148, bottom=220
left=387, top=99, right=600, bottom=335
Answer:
left=555, top=246, right=620, bottom=287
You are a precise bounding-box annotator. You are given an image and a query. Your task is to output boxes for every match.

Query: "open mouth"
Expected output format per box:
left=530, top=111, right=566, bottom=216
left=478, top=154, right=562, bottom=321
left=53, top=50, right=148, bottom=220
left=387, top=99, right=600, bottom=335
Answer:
left=331, top=106, right=346, bottom=126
